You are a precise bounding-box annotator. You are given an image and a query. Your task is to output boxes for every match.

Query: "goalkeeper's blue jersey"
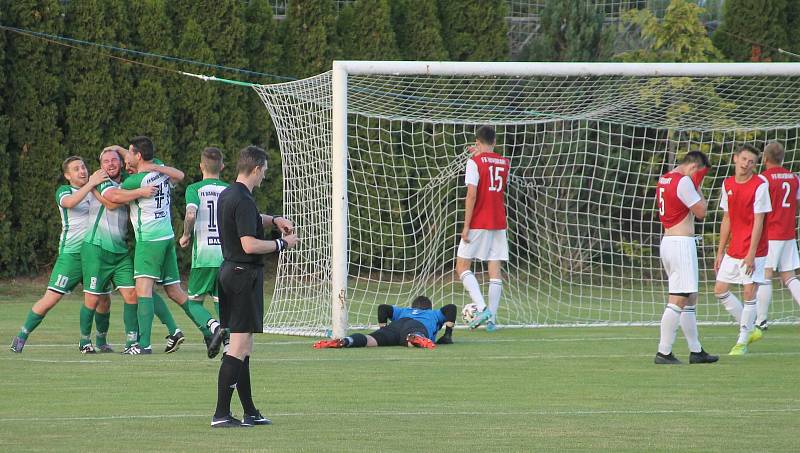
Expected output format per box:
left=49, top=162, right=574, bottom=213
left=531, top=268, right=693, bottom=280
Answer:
left=391, top=306, right=447, bottom=341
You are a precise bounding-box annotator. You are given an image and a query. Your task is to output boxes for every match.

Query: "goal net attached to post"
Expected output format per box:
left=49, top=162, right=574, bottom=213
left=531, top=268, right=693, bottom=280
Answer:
left=253, top=61, right=800, bottom=337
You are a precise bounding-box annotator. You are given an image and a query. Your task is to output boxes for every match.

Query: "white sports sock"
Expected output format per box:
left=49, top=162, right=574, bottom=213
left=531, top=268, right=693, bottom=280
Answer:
left=716, top=291, right=742, bottom=323
left=785, top=277, right=800, bottom=308
left=755, top=281, right=772, bottom=326
left=487, top=279, right=502, bottom=322
left=658, top=303, right=682, bottom=355
left=737, top=299, right=757, bottom=344
left=680, top=305, right=702, bottom=353
left=459, top=271, right=486, bottom=310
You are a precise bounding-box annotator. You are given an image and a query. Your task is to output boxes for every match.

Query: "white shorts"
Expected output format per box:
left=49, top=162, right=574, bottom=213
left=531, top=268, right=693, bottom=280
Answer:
left=765, top=240, right=800, bottom=272
left=660, top=236, right=698, bottom=293
left=457, top=229, right=509, bottom=261
left=716, top=254, right=767, bottom=285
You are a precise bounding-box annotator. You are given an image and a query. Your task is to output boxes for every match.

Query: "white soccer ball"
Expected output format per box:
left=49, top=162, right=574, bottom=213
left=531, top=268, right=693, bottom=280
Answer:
left=462, top=303, right=479, bottom=324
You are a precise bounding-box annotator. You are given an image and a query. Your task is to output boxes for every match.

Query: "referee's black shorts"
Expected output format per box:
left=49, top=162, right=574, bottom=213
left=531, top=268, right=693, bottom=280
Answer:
left=369, top=318, right=428, bottom=346
left=218, top=260, right=264, bottom=333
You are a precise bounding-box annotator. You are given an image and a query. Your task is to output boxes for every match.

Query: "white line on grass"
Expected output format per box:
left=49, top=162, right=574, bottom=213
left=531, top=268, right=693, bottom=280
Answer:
left=1, top=407, right=800, bottom=423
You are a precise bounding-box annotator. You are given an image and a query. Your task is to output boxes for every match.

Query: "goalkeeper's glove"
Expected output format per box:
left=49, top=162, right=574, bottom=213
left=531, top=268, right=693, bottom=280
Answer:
left=691, top=167, right=709, bottom=189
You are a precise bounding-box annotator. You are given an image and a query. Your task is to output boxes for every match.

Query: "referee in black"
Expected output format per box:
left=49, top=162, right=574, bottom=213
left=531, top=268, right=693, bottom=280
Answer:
left=211, top=145, right=298, bottom=428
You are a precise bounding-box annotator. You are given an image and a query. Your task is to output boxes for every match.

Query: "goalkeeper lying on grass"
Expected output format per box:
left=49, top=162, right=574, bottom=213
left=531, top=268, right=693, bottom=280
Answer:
left=313, top=296, right=456, bottom=350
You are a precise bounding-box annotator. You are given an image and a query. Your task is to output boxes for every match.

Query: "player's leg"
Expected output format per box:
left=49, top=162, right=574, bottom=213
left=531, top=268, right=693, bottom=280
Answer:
left=80, top=292, right=100, bottom=353
left=81, top=244, right=113, bottom=353
left=781, top=271, right=800, bottom=307
left=777, top=239, right=800, bottom=311
left=114, top=255, right=139, bottom=351
left=131, top=276, right=156, bottom=353
left=456, top=229, right=487, bottom=312
left=12, top=253, right=81, bottom=352
left=714, top=255, right=743, bottom=323
left=214, top=332, right=250, bottom=427
left=680, top=293, right=716, bottom=363
left=164, top=246, right=221, bottom=346
left=185, top=267, right=224, bottom=341
left=237, top=334, right=270, bottom=426
left=486, top=260, right=503, bottom=332
left=94, top=295, right=112, bottom=352
left=732, top=282, right=759, bottom=352
left=757, top=240, right=782, bottom=330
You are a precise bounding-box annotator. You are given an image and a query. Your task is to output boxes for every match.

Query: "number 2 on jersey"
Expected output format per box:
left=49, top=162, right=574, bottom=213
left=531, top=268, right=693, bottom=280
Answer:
left=781, top=181, right=792, bottom=208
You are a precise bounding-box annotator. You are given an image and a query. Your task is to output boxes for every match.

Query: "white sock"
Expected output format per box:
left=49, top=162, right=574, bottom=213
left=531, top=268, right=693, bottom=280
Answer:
left=658, top=303, right=682, bottom=355
left=786, top=277, right=800, bottom=308
left=460, top=271, right=486, bottom=310
left=488, top=279, right=502, bottom=322
left=716, top=291, right=742, bottom=323
left=756, top=281, right=772, bottom=326
left=680, top=304, right=702, bottom=353
left=737, top=299, right=757, bottom=344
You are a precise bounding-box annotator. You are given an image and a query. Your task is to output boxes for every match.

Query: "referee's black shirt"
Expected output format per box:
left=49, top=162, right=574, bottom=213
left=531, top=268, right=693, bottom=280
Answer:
left=217, top=181, right=264, bottom=265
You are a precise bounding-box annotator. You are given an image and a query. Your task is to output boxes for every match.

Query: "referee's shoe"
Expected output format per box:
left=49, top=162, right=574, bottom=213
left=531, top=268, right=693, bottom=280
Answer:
left=242, top=410, right=272, bottom=426
left=211, top=414, right=250, bottom=428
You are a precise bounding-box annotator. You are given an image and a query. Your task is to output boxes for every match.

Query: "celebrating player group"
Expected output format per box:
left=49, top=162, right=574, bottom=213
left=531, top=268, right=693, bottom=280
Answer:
left=9, top=137, right=295, bottom=357
left=655, top=141, right=800, bottom=364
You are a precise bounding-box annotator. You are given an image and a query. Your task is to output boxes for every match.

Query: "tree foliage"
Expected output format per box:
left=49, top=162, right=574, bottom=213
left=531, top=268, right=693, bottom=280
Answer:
left=283, top=0, right=337, bottom=78
left=391, top=0, right=448, bottom=60
left=437, top=0, right=509, bottom=61
left=522, top=1, right=612, bottom=61
left=712, top=0, right=789, bottom=61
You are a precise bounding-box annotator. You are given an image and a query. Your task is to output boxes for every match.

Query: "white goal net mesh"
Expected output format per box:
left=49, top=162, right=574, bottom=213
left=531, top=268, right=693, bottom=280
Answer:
left=254, top=68, right=800, bottom=335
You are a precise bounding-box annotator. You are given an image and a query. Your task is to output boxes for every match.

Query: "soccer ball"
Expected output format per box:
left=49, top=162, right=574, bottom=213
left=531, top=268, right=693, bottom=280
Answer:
left=462, top=303, right=479, bottom=324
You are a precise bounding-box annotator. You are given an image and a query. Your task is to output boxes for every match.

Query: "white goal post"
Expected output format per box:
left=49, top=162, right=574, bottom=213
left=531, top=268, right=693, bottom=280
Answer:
left=254, top=61, right=800, bottom=338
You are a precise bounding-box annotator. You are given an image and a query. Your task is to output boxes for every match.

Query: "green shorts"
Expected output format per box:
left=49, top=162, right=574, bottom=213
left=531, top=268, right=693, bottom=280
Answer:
left=47, top=252, right=83, bottom=294
left=134, top=239, right=180, bottom=285
left=81, top=242, right=135, bottom=294
left=187, top=267, right=219, bottom=301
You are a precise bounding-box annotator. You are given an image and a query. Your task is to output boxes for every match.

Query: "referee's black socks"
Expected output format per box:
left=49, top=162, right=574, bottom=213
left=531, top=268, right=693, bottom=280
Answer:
left=237, top=356, right=258, bottom=416
left=215, top=354, right=243, bottom=418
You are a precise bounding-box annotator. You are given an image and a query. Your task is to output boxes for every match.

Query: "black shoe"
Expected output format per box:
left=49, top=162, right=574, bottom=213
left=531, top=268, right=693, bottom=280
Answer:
left=654, top=352, right=682, bottom=365
left=435, top=335, right=453, bottom=345
left=242, top=410, right=272, bottom=426
left=211, top=413, right=249, bottom=428
left=757, top=320, right=768, bottom=331
left=164, top=329, right=185, bottom=353
left=689, top=349, right=719, bottom=364
left=207, top=326, right=225, bottom=359
left=122, top=344, right=152, bottom=355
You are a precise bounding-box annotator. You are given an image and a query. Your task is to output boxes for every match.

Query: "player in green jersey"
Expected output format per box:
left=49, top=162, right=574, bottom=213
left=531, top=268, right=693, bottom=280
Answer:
left=180, top=147, right=230, bottom=355
left=10, top=157, right=107, bottom=353
left=105, top=137, right=222, bottom=355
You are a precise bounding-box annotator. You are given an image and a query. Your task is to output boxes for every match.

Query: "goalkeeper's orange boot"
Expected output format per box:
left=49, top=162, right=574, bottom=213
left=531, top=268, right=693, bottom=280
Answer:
left=406, top=333, right=436, bottom=350
left=313, top=338, right=345, bottom=349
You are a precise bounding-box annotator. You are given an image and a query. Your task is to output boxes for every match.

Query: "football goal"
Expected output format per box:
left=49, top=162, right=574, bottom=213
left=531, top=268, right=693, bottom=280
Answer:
left=254, top=61, right=800, bottom=337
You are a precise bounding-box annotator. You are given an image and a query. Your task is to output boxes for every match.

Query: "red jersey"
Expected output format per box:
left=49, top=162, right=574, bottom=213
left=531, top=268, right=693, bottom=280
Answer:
left=761, top=167, right=800, bottom=240
left=720, top=175, right=772, bottom=259
left=466, top=152, right=510, bottom=230
left=656, top=170, right=700, bottom=229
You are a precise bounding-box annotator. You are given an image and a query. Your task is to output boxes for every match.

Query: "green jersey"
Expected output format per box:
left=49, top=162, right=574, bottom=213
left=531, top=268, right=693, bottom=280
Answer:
left=121, top=170, right=174, bottom=242
left=84, top=179, right=129, bottom=254
left=185, top=178, right=229, bottom=268
left=56, top=185, right=94, bottom=254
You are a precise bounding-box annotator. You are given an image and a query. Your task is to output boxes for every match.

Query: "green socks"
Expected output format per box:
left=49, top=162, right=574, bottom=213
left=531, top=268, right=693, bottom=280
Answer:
left=123, top=302, right=139, bottom=348
left=18, top=310, right=45, bottom=340
left=79, top=305, right=96, bottom=348
left=184, top=301, right=213, bottom=337
left=152, top=292, right=178, bottom=335
left=214, top=301, right=220, bottom=319
left=94, top=310, right=110, bottom=347
left=137, top=297, right=154, bottom=349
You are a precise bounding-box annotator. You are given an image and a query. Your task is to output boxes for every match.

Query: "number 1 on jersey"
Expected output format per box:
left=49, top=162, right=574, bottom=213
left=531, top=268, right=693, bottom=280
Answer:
left=207, top=200, right=217, bottom=232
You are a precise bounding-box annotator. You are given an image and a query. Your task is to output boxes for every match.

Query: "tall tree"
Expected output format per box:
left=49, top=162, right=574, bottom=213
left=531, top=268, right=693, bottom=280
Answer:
left=522, top=1, right=612, bottom=61
left=283, top=0, right=337, bottom=78
left=713, top=0, right=789, bottom=61
left=0, top=9, right=12, bottom=274
left=338, top=0, right=399, bottom=60
left=616, top=0, right=721, bottom=63
left=437, top=0, right=508, bottom=61
left=392, top=0, right=449, bottom=60
left=3, top=0, right=65, bottom=274
left=62, top=0, right=117, bottom=159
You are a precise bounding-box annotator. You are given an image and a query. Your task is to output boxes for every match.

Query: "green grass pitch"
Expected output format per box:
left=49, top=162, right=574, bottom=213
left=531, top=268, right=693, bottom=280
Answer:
left=2, top=279, right=800, bottom=451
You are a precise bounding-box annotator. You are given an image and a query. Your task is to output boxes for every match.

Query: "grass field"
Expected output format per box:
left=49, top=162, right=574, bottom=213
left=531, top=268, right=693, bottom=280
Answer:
left=2, top=279, right=800, bottom=452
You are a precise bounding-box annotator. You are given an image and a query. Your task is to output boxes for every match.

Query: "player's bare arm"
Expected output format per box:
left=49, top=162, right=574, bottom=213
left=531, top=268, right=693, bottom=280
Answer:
left=743, top=212, right=766, bottom=275
left=240, top=233, right=299, bottom=255
left=139, top=160, right=185, bottom=184
left=103, top=185, right=157, bottom=204
left=715, top=212, right=731, bottom=273
left=260, top=214, right=295, bottom=235
left=179, top=205, right=197, bottom=248
left=61, top=169, right=107, bottom=208
left=91, top=188, right=123, bottom=210
left=461, top=184, right=477, bottom=243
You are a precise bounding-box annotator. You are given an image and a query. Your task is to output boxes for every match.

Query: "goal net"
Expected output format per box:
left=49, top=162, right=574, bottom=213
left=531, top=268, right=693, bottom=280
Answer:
left=253, top=62, right=800, bottom=336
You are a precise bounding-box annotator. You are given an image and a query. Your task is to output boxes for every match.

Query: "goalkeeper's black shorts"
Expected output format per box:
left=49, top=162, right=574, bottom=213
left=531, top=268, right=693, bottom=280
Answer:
left=369, top=318, right=428, bottom=346
left=218, top=260, right=264, bottom=333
